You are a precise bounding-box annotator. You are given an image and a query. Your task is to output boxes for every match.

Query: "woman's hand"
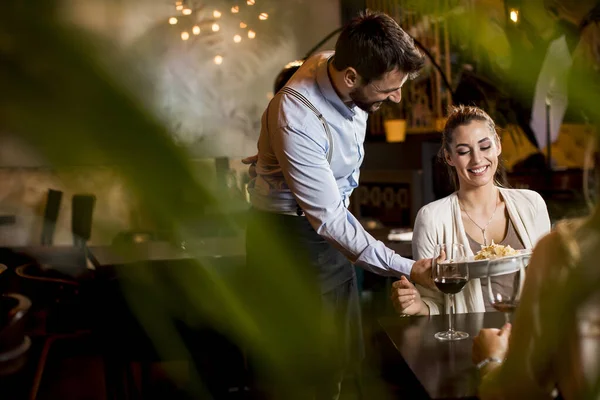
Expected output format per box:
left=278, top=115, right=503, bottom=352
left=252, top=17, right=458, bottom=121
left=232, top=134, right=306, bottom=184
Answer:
left=472, top=323, right=512, bottom=364
left=391, top=276, right=429, bottom=316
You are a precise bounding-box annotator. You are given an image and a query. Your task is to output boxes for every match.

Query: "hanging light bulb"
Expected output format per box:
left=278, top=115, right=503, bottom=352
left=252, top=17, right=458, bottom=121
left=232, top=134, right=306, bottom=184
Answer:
left=212, top=23, right=220, bottom=32
left=248, top=30, right=256, bottom=39
left=176, top=4, right=183, bottom=10
left=214, top=55, right=223, bottom=65
left=233, top=35, right=242, bottom=43
left=182, top=8, right=192, bottom=15
left=231, top=5, right=240, bottom=13
left=259, top=12, right=268, bottom=20
left=192, top=25, right=201, bottom=35
left=181, top=31, right=190, bottom=40
left=213, top=10, right=222, bottom=18
left=239, top=22, right=247, bottom=28
left=169, top=17, right=178, bottom=25
left=246, top=0, right=255, bottom=5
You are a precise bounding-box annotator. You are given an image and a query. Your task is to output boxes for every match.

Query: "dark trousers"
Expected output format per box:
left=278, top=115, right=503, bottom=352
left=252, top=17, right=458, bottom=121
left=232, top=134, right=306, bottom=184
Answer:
left=245, top=209, right=364, bottom=399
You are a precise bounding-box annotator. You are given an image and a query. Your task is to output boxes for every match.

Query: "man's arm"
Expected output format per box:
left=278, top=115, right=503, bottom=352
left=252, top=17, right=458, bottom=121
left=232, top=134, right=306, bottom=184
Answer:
left=269, top=115, right=418, bottom=279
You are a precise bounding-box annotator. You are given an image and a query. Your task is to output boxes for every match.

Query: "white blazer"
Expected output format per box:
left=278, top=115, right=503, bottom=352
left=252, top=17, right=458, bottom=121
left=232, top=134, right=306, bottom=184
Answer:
left=412, top=187, right=551, bottom=314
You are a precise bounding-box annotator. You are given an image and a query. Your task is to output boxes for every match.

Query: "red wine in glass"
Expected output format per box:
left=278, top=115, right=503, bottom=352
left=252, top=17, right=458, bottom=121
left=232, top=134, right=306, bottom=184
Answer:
left=433, top=244, right=469, bottom=341
left=434, top=277, right=468, bottom=294
left=491, top=300, right=518, bottom=313
left=487, top=256, right=526, bottom=323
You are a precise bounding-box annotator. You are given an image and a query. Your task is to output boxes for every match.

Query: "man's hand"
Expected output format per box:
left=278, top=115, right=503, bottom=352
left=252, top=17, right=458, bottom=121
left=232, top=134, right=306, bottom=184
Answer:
left=242, top=154, right=258, bottom=178
left=391, top=276, right=428, bottom=316
left=410, top=258, right=434, bottom=289
left=472, top=323, right=512, bottom=365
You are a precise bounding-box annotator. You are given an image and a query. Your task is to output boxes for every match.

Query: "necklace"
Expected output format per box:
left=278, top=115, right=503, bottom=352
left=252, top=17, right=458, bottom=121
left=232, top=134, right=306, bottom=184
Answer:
left=460, top=192, right=499, bottom=246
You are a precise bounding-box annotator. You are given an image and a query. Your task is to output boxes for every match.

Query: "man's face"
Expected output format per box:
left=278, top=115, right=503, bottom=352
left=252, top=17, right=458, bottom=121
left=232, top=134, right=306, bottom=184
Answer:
left=349, top=68, right=408, bottom=113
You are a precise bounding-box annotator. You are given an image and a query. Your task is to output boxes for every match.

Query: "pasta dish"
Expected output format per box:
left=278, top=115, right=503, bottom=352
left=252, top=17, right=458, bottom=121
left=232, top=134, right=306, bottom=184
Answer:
left=474, top=241, right=518, bottom=260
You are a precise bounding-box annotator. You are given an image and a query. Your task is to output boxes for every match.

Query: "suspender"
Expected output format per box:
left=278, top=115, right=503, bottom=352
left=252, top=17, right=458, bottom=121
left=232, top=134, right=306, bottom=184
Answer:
left=279, top=87, right=334, bottom=164
left=272, top=87, right=334, bottom=216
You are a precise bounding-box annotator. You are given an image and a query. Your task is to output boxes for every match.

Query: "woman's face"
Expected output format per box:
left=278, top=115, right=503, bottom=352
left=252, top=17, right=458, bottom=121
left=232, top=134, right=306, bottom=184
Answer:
left=445, top=120, right=501, bottom=190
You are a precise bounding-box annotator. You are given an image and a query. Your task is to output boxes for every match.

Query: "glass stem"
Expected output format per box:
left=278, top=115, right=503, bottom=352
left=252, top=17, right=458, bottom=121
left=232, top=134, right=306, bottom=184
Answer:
left=504, top=312, right=510, bottom=325
left=448, top=293, right=455, bottom=334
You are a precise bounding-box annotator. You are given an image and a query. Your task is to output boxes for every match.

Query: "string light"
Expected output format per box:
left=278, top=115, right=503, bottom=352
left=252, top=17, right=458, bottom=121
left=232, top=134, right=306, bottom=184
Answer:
left=214, top=55, right=223, bottom=65
left=167, top=0, right=268, bottom=48
left=509, top=8, right=519, bottom=23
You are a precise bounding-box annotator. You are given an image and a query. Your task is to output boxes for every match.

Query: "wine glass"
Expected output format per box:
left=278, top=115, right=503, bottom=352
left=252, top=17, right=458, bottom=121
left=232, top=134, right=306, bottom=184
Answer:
left=486, top=256, right=527, bottom=323
left=433, top=243, right=469, bottom=341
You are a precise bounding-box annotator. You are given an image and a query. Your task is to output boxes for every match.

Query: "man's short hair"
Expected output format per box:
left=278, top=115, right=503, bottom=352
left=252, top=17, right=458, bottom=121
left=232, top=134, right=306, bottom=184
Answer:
left=332, top=10, right=425, bottom=84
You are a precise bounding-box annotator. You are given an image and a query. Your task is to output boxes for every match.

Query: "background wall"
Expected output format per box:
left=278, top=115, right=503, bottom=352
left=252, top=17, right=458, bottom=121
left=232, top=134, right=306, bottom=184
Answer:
left=0, top=0, right=341, bottom=246
left=62, top=0, right=342, bottom=158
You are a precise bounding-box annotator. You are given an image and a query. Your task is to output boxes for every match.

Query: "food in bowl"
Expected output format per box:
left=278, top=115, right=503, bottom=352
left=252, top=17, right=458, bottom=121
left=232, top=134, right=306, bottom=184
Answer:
left=474, top=241, right=518, bottom=260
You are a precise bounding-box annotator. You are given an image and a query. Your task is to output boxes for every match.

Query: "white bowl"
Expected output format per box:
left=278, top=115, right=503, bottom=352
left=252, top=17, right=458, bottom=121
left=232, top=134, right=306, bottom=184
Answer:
left=439, top=250, right=532, bottom=279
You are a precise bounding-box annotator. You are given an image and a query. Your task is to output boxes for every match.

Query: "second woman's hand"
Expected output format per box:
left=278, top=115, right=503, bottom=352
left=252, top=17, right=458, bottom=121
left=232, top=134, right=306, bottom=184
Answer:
left=391, top=276, right=429, bottom=315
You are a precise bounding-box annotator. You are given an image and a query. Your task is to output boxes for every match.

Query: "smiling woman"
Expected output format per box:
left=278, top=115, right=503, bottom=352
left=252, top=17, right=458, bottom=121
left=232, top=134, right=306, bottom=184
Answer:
left=390, top=105, right=552, bottom=316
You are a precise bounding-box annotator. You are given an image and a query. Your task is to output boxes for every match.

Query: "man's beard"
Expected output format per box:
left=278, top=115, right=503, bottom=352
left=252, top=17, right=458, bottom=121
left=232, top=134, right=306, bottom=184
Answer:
left=349, top=87, right=383, bottom=114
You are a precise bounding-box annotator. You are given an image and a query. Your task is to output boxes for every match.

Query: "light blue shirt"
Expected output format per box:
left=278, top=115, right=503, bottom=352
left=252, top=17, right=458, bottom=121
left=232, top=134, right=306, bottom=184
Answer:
left=248, top=51, right=414, bottom=278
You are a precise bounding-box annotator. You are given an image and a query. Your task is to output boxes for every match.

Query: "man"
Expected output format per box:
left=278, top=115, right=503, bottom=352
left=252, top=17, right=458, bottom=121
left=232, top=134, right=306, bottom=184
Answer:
left=245, top=10, right=433, bottom=399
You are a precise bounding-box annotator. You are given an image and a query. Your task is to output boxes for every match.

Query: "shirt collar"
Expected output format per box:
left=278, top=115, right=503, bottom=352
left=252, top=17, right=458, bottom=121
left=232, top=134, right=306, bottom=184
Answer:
left=316, top=55, right=356, bottom=120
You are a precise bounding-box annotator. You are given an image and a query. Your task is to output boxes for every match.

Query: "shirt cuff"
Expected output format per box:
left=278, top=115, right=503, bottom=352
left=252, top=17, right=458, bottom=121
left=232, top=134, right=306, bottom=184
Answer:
left=354, top=246, right=415, bottom=278
left=391, top=253, right=414, bottom=277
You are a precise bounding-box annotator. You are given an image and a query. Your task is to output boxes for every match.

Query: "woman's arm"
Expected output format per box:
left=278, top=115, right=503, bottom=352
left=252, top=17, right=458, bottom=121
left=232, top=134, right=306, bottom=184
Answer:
left=412, top=207, right=445, bottom=315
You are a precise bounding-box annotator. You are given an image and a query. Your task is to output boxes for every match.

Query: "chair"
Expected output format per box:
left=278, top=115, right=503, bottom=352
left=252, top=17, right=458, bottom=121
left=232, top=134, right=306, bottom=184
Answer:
left=71, top=194, right=95, bottom=248
left=41, top=189, right=63, bottom=245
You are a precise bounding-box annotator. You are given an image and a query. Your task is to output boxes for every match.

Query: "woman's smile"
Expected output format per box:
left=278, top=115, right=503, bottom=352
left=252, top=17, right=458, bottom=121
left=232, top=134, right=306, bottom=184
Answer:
left=468, top=165, right=490, bottom=176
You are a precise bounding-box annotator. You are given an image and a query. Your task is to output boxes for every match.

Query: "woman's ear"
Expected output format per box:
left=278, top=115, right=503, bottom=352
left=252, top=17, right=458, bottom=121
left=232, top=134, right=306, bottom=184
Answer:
left=444, top=148, right=455, bottom=166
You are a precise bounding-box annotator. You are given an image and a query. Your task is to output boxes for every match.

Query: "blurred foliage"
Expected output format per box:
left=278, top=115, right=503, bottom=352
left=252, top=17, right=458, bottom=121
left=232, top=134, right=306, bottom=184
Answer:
left=0, top=0, right=342, bottom=397
left=1, top=0, right=600, bottom=398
